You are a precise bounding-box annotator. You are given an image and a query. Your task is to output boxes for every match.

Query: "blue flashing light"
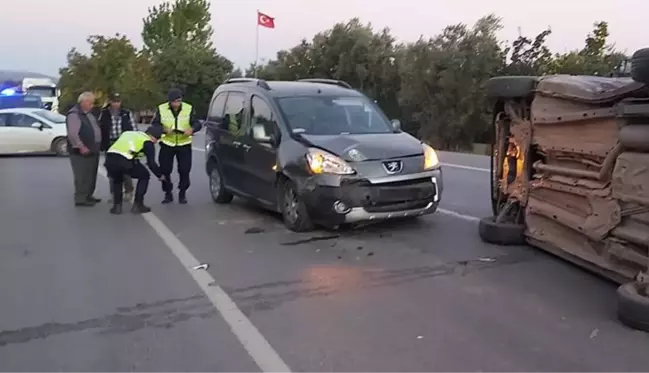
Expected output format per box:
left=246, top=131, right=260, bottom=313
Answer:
left=1, top=88, right=16, bottom=95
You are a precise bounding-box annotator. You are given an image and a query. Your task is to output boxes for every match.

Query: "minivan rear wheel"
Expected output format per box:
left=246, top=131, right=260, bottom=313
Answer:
left=209, top=165, right=233, bottom=204
left=280, top=180, right=314, bottom=232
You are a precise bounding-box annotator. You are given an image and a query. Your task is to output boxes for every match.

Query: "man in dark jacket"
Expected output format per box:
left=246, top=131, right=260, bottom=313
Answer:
left=66, top=91, right=102, bottom=206
left=99, top=92, right=135, bottom=202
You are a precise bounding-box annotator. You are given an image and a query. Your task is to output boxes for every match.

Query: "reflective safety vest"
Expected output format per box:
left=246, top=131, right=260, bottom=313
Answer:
left=159, top=102, right=193, bottom=147
left=107, top=131, right=150, bottom=160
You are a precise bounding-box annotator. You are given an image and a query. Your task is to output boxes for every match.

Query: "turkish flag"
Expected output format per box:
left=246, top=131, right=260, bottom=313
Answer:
left=257, top=11, right=275, bottom=28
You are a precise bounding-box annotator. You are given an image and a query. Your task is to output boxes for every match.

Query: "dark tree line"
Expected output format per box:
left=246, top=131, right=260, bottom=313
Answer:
left=58, top=0, right=628, bottom=150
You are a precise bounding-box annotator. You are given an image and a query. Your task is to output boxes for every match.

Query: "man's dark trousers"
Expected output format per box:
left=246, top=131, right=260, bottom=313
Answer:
left=70, top=152, right=99, bottom=204
left=104, top=154, right=150, bottom=204
left=159, top=143, right=192, bottom=193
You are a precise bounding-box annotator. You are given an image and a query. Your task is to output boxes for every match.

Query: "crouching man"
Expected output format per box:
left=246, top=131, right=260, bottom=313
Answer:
left=104, top=127, right=165, bottom=214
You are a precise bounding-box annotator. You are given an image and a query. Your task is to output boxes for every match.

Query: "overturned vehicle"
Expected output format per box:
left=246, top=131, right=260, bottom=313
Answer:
left=480, top=48, right=649, bottom=332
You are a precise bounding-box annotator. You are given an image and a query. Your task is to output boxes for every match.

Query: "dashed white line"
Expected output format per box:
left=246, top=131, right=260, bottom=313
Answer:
left=437, top=208, right=481, bottom=223
left=441, top=163, right=489, bottom=172
left=97, top=168, right=291, bottom=373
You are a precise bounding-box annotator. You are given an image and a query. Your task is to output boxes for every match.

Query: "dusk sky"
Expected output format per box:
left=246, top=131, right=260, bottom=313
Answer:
left=1, top=0, right=646, bottom=77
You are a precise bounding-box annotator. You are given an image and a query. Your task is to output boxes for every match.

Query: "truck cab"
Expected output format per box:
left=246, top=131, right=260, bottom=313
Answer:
left=21, top=77, right=59, bottom=112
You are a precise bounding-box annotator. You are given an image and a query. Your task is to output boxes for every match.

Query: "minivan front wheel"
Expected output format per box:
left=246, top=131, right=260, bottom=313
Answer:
left=280, top=180, right=314, bottom=232
left=209, top=164, right=233, bottom=204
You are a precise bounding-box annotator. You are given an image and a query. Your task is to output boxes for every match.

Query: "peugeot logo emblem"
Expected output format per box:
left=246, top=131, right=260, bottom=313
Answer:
left=382, top=160, right=403, bottom=174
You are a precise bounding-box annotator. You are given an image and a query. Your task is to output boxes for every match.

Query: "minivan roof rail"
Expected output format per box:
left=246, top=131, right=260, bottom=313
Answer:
left=224, top=78, right=271, bottom=90
left=297, top=78, right=352, bottom=90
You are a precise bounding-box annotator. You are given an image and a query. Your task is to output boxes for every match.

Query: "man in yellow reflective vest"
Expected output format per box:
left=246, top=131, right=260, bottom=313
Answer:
left=151, top=88, right=202, bottom=204
left=104, top=127, right=165, bottom=214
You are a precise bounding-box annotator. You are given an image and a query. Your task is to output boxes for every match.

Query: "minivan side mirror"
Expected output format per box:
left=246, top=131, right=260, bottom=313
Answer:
left=390, top=119, right=401, bottom=131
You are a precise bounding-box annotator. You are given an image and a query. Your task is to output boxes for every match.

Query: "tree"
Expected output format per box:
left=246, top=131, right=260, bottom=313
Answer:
left=142, top=0, right=213, bottom=54
left=397, top=15, right=507, bottom=150
left=141, top=0, right=233, bottom=116
left=506, top=28, right=553, bottom=75
left=254, top=19, right=402, bottom=118
left=57, top=34, right=160, bottom=112
left=548, top=21, right=628, bottom=76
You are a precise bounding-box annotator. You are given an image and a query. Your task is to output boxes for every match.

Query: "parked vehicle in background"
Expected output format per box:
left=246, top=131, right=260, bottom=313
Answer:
left=203, top=78, right=443, bottom=231
left=0, top=108, right=68, bottom=156
left=479, top=47, right=649, bottom=331
left=0, top=74, right=59, bottom=112
left=20, top=77, right=60, bottom=112
left=0, top=91, right=43, bottom=109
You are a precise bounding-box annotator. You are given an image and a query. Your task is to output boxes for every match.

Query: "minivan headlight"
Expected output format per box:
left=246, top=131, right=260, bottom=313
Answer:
left=306, top=148, right=355, bottom=175
left=423, top=143, right=440, bottom=169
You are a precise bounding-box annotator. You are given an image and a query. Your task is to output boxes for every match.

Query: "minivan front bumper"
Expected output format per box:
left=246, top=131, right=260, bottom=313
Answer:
left=300, top=168, right=443, bottom=225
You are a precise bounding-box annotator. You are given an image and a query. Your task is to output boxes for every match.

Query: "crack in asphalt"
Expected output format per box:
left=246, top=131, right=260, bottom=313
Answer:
left=227, top=251, right=542, bottom=315
left=0, top=294, right=213, bottom=347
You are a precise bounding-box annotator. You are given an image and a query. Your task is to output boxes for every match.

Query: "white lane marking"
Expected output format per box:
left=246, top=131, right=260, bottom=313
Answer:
left=194, top=146, right=489, bottom=173
left=97, top=168, right=291, bottom=373
left=437, top=208, right=481, bottom=223
left=441, top=163, right=489, bottom=172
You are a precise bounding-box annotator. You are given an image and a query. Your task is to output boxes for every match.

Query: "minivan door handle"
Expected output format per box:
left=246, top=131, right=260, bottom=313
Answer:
left=232, top=141, right=241, bottom=147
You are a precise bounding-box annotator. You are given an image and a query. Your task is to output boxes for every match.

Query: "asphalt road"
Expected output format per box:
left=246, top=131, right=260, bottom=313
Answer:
left=1, top=133, right=649, bottom=372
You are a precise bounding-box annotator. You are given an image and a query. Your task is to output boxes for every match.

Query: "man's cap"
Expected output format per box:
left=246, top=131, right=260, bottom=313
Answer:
left=108, top=92, right=121, bottom=101
left=167, top=88, right=183, bottom=102
left=145, top=126, right=164, bottom=140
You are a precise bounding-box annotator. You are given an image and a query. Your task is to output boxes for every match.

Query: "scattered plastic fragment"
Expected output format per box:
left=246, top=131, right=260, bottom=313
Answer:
left=417, top=336, right=423, bottom=339
left=192, top=263, right=209, bottom=270
left=589, top=328, right=599, bottom=339
left=478, top=257, right=496, bottom=263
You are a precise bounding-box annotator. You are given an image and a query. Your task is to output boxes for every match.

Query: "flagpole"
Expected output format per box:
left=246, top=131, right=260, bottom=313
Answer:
left=254, top=9, right=259, bottom=78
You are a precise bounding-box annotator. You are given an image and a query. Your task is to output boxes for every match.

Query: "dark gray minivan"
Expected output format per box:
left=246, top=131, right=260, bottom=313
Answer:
left=203, top=78, right=443, bottom=231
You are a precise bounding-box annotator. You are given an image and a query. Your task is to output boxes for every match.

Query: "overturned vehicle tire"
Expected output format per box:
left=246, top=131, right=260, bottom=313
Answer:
left=631, top=48, right=649, bottom=85
left=478, top=216, right=526, bottom=246
left=617, top=281, right=649, bottom=332
left=485, top=76, right=538, bottom=99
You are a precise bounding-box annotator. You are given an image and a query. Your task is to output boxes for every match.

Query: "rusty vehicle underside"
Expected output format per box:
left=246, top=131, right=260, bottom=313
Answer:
left=480, top=48, right=649, bottom=332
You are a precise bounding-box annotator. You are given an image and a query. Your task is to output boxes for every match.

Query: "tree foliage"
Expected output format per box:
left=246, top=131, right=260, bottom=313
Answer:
left=58, top=34, right=159, bottom=112
left=58, top=7, right=629, bottom=150
left=59, top=0, right=232, bottom=117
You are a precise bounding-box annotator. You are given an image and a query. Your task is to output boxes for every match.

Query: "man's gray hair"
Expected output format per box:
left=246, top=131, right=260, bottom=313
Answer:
left=77, top=91, right=95, bottom=103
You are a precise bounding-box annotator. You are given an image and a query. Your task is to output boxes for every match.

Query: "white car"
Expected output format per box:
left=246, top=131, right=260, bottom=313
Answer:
left=0, top=108, right=68, bottom=156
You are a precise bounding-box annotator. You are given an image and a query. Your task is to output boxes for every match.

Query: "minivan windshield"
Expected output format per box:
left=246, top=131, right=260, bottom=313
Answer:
left=277, top=96, right=393, bottom=135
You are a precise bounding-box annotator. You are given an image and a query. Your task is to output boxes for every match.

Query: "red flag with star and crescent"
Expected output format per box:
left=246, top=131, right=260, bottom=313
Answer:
left=257, top=11, right=275, bottom=29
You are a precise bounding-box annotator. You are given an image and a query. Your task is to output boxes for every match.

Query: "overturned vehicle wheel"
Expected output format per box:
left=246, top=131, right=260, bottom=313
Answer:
left=617, top=281, right=649, bottom=332
left=478, top=216, right=526, bottom=246
left=479, top=199, right=526, bottom=246
left=631, top=48, right=649, bottom=85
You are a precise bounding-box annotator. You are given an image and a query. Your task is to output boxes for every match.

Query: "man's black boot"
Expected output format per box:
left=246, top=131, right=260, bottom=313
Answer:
left=109, top=204, right=123, bottom=215
left=162, top=192, right=173, bottom=204
left=178, top=191, right=187, bottom=204
left=131, top=202, right=152, bottom=214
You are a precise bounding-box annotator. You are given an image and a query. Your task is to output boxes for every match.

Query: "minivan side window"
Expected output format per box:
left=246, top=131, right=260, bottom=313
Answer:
left=207, top=93, right=227, bottom=123
left=223, top=92, right=245, bottom=135
left=250, top=96, right=277, bottom=142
